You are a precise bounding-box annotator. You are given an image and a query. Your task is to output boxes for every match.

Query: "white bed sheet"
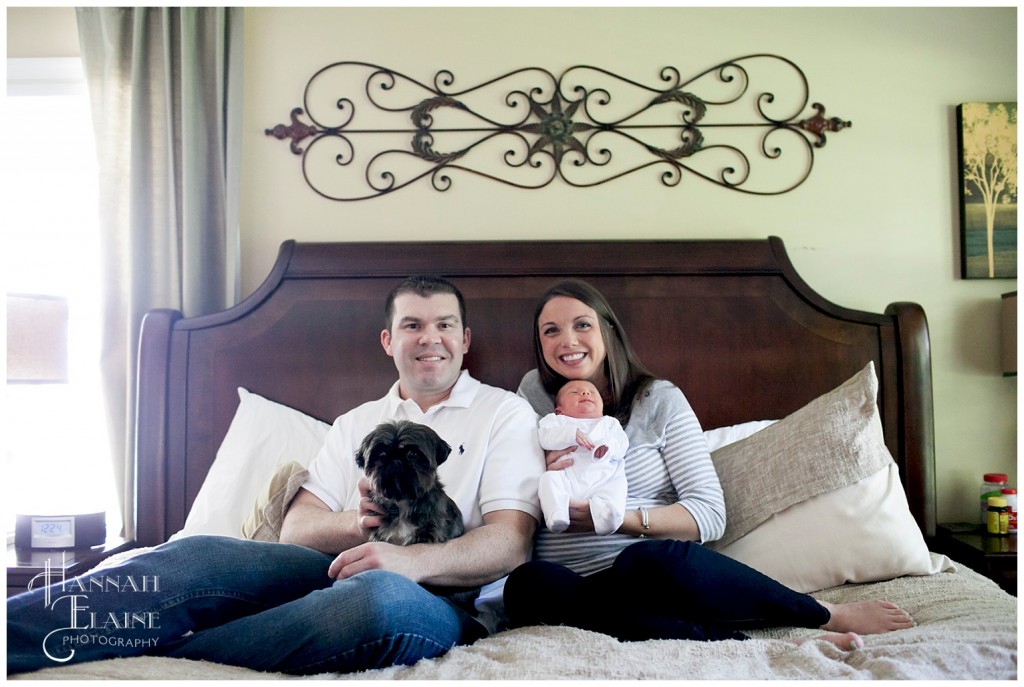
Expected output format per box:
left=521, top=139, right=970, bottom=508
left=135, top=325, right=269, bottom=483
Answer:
left=14, top=555, right=1017, bottom=681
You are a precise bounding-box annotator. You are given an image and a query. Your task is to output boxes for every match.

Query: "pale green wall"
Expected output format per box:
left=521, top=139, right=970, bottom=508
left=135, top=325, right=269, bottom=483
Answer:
left=8, top=6, right=1018, bottom=526
left=241, top=6, right=1016, bottom=525
left=6, top=7, right=80, bottom=57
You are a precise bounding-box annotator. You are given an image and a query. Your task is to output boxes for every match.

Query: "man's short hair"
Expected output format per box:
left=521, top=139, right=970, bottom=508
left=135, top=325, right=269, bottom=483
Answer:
left=384, top=275, right=468, bottom=331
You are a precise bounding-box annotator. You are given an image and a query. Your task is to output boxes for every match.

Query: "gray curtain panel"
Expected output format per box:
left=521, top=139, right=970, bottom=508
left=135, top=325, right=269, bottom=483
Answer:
left=76, top=7, right=243, bottom=539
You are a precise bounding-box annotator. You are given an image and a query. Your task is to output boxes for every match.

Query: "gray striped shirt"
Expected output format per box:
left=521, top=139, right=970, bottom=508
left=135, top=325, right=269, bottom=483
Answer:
left=518, top=370, right=726, bottom=575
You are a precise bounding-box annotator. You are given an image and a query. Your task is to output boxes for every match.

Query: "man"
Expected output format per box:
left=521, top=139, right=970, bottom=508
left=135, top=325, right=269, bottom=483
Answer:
left=7, top=276, right=544, bottom=675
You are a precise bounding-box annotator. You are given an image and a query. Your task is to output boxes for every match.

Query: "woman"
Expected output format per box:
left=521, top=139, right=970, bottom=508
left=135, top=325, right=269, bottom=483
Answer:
left=503, top=279, right=913, bottom=649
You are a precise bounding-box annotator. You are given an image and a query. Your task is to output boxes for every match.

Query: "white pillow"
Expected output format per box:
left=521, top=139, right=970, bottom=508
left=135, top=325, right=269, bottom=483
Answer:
left=171, top=388, right=330, bottom=540
left=703, top=420, right=776, bottom=453
left=716, top=463, right=951, bottom=593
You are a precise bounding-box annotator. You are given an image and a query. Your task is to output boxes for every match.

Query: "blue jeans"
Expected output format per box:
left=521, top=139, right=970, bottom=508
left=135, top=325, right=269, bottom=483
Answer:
left=7, top=535, right=481, bottom=675
left=505, top=539, right=830, bottom=642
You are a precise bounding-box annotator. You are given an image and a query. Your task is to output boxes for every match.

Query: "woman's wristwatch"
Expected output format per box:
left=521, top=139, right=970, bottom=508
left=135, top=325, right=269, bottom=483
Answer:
left=637, top=506, right=651, bottom=538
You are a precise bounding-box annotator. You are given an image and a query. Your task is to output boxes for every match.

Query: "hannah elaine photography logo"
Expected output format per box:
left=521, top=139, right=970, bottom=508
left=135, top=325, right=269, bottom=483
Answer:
left=28, top=554, right=162, bottom=663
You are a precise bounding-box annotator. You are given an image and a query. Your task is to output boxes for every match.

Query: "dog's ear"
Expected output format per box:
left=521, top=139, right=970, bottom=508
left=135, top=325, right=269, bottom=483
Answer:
left=433, top=435, right=452, bottom=466
left=354, top=430, right=375, bottom=470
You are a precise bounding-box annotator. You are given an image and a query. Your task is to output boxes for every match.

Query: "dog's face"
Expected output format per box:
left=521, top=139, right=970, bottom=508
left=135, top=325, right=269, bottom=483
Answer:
left=355, top=420, right=451, bottom=502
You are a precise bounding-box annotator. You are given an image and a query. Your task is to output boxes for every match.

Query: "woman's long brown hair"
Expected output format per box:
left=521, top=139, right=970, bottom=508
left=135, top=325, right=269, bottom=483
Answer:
left=532, top=279, right=655, bottom=425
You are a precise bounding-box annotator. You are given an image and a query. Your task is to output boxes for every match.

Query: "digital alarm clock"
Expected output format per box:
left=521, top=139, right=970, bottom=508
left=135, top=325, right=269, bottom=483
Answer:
left=15, top=512, right=106, bottom=550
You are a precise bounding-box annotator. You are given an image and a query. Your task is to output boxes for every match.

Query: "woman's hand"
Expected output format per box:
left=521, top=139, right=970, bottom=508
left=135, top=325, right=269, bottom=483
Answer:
left=545, top=446, right=577, bottom=471
left=564, top=498, right=595, bottom=533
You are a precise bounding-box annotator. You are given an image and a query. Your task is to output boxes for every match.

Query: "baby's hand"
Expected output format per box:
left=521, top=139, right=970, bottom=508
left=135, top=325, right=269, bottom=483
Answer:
left=594, top=444, right=609, bottom=459
left=575, top=429, right=595, bottom=451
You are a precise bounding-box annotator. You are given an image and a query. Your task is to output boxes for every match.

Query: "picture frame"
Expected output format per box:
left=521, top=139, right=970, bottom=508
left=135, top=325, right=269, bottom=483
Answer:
left=956, top=102, right=1017, bottom=279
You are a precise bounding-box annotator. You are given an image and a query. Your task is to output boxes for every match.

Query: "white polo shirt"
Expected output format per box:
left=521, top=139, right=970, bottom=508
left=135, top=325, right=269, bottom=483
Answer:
left=303, top=370, right=544, bottom=530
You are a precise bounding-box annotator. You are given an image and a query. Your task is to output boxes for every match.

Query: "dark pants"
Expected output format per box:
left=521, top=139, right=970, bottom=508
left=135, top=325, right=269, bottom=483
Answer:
left=504, top=539, right=830, bottom=642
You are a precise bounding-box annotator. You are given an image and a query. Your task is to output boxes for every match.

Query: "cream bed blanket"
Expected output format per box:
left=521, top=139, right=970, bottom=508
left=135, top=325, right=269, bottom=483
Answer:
left=14, top=557, right=1016, bottom=681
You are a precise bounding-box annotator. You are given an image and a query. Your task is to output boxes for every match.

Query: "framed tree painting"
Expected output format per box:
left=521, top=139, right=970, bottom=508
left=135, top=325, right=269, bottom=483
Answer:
left=957, top=102, right=1017, bottom=279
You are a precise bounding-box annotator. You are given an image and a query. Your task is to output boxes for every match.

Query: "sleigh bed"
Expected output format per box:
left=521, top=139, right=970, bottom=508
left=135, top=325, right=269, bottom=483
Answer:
left=15, top=237, right=1016, bottom=680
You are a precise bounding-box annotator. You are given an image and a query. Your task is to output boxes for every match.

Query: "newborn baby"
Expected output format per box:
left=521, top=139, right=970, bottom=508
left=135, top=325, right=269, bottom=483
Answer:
left=537, top=379, right=628, bottom=534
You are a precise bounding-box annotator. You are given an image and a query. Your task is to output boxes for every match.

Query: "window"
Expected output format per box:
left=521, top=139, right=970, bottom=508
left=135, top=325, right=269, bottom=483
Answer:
left=4, top=58, right=121, bottom=535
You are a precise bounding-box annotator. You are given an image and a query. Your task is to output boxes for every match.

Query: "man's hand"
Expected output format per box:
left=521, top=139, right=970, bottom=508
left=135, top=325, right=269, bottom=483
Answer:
left=326, top=510, right=536, bottom=588
left=279, top=488, right=368, bottom=553
left=356, top=477, right=385, bottom=539
left=328, top=541, right=423, bottom=581
left=331, top=479, right=429, bottom=581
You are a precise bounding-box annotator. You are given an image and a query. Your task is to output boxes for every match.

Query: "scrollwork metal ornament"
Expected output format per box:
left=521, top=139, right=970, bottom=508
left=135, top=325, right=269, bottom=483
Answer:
left=265, top=54, right=851, bottom=201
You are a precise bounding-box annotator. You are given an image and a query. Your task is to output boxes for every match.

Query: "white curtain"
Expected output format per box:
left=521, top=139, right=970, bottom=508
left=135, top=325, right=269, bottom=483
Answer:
left=75, top=7, right=243, bottom=538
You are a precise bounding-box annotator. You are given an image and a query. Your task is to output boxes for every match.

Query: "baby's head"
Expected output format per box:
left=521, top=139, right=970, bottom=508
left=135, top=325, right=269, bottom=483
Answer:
left=554, top=380, right=604, bottom=419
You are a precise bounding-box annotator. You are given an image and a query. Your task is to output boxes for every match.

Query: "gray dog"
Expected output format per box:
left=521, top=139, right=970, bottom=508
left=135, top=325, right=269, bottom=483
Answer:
left=355, top=420, right=465, bottom=545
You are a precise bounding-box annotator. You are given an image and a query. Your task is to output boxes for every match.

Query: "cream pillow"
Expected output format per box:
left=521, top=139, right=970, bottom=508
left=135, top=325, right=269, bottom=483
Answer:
left=705, top=362, right=947, bottom=591
left=171, top=388, right=330, bottom=540
left=716, top=463, right=950, bottom=593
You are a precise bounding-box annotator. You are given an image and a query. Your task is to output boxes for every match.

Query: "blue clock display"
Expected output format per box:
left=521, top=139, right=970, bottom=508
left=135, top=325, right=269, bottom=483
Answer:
left=15, top=512, right=105, bottom=550
left=31, top=517, right=76, bottom=548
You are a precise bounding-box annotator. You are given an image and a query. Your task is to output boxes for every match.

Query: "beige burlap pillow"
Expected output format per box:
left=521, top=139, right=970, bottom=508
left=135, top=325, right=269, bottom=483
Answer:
left=708, top=362, right=893, bottom=549
left=241, top=461, right=310, bottom=542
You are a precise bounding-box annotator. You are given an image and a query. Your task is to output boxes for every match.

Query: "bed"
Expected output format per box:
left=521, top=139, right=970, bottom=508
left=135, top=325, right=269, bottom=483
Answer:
left=14, top=237, right=1017, bottom=680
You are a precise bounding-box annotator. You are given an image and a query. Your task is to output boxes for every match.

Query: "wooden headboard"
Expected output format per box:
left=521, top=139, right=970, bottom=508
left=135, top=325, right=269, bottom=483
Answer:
left=134, top=237, right=936, bottom=546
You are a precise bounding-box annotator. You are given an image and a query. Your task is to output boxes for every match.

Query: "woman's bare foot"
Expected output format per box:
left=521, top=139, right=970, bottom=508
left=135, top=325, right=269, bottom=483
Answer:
left=819, top=600, right=914, bottom=635
left=795, top=632, right=864, bottom=651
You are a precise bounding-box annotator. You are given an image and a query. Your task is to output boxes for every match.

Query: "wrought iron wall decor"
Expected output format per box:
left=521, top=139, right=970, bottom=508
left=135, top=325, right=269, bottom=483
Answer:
left=266, top=54, right=851, bottom=201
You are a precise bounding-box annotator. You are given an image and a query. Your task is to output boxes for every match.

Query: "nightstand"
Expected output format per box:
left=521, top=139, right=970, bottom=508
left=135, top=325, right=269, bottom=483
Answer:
left=7, top=537, right=136, bottom=597
left=934, top=522, right=1016, bottom=596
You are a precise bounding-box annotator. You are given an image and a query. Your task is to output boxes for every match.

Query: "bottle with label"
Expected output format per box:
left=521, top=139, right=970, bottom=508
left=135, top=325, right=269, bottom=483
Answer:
left=1000, top=487, right=1017, bottom=534
left=987, top=496, right=1010, bottom=536
left=980, top=473, right=1009, bottom=525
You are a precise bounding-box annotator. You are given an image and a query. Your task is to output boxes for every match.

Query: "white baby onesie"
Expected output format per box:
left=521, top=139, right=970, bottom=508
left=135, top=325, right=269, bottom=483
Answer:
left=537, top=414, right=629, bottom=535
